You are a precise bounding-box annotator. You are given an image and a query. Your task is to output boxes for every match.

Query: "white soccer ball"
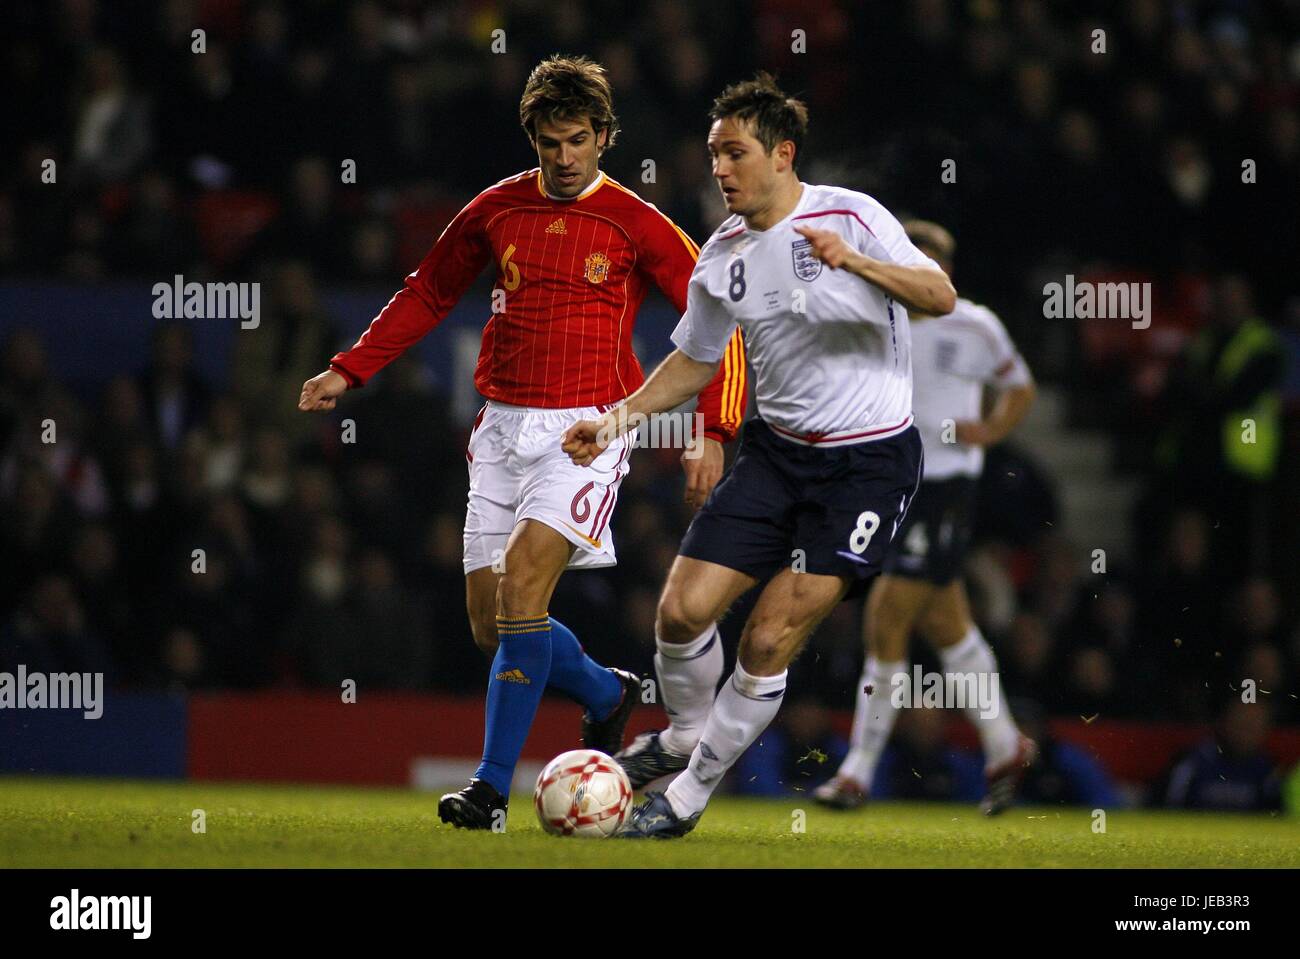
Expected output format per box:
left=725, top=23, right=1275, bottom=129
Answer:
left=534, top=749, right=633, bottom=837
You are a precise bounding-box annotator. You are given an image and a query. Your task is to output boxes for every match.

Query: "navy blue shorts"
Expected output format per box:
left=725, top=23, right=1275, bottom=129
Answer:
left=679, top=419, right=924, bottom=581
left=881, top=476, right=978, bottom=585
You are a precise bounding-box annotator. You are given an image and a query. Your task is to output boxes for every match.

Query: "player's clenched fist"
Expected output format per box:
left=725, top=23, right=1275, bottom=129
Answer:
left=562, top=419, right=611, bottom=467
left=681, top=437, right=723, bottom=509
left=298, top=369, right=348, bottom=411
left=794, top=224, right=862, bottom=271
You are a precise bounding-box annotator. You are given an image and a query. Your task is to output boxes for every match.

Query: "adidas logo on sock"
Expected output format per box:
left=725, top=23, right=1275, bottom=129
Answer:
left=495, top=668, right=531, bottom=684
left=545, top=217, right=567, bottom=235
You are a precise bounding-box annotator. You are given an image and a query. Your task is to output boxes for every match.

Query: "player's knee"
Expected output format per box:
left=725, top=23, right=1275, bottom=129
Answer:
left=870, top=619, right=911, bottom=661
left=496, top=568, right=541, bottom=617
left=869, top=595, right=915, bottom=653
left=469, top=613, right=499, bottom=658
left=465, top=571, right=502, bottom=656
left=873, top=613, right=915, bottom=649
left=919, top=607, right=963, bottom=648
left=655, top=588, right=710, bottom=645
left=739, top=617, right=800, bottom=674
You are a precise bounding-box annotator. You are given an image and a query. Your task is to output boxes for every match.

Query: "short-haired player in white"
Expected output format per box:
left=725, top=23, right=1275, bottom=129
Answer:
left=813, top=220, right=1039, bottom=816
left=563, top=75, right=956, bottom=837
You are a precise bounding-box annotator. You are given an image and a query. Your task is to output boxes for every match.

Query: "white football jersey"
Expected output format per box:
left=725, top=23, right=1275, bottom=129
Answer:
left=910, top=298, right=1031, bottom=479
left=671, top=183, right=940, bottom=446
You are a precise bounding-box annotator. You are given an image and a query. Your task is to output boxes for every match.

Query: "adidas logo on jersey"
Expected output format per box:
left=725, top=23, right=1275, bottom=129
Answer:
left=495, top=668, right=531, bottom=685
left=545, top=217, right=567, bottom=235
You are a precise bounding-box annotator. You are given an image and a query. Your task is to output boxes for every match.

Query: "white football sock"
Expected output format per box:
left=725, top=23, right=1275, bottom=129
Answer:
left=939, top=625, right=1020, bottom=769
left=665, top=662, right=785, bottom=818
left=836, top=657, right=906, bottom=788
left=656, top=623, right=723, bottom=756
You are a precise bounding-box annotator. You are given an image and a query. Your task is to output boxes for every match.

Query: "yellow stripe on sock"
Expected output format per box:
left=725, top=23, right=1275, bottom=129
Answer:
left=496, top=615, right=551, bottom=634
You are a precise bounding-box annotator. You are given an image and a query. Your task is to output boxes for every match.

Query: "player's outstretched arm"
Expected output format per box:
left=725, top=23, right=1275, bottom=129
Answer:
left=298, top=369, right=349, bottom=412
left=562, top=349, right=718, bottom=466
left=326, top=195, right=491, bottom=392
left=794, top=224, right=956, bottom=316
left=853, top=257, right=956, bottom=316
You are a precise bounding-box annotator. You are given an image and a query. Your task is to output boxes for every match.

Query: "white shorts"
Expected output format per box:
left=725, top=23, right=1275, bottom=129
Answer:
left=462, top=401, right=636, bottom=575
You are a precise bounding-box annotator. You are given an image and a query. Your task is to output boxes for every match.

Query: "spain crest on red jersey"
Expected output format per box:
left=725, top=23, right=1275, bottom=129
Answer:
left=584, top=251, right=611, bottom=284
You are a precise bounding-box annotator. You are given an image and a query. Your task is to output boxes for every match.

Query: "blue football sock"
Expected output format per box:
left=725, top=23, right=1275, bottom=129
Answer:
left=547, top=617, right=622, bottom=721
left=475, top=615, right=553, bottom=795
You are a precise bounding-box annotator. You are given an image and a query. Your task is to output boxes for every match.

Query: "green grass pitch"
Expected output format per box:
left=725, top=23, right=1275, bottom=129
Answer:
left=2, top=776, right=1297, bottom=868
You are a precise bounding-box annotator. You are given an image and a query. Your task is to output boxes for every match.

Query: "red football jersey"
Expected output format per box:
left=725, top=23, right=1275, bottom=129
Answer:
left=330, top=169, right=747, bottom=441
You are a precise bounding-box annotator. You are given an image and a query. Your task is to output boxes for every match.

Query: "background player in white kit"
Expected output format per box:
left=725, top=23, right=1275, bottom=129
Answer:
left=813, top=220, right=1039, bottom=815
left=563, top=75, right=955, bottom=837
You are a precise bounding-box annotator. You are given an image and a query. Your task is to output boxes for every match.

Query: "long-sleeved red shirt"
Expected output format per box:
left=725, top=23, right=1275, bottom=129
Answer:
left=330, top=168, right=747, bottom=441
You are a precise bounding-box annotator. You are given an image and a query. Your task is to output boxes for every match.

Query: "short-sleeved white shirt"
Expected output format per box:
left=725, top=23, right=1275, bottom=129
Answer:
left=671, top=183, right=940, bottom=446
left=909, top=298, right=1032, bottom=479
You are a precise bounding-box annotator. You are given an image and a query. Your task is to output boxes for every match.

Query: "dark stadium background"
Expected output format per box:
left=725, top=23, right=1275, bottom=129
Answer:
left=1, top=0, right=1298, bottom=812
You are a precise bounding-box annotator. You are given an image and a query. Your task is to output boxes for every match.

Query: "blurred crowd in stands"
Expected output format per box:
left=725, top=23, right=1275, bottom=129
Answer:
left=2, top=1, right=1299, bottom=805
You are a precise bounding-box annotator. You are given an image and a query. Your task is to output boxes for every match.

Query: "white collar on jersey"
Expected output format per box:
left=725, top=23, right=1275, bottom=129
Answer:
left=541, top=170, right=606, bottom=202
